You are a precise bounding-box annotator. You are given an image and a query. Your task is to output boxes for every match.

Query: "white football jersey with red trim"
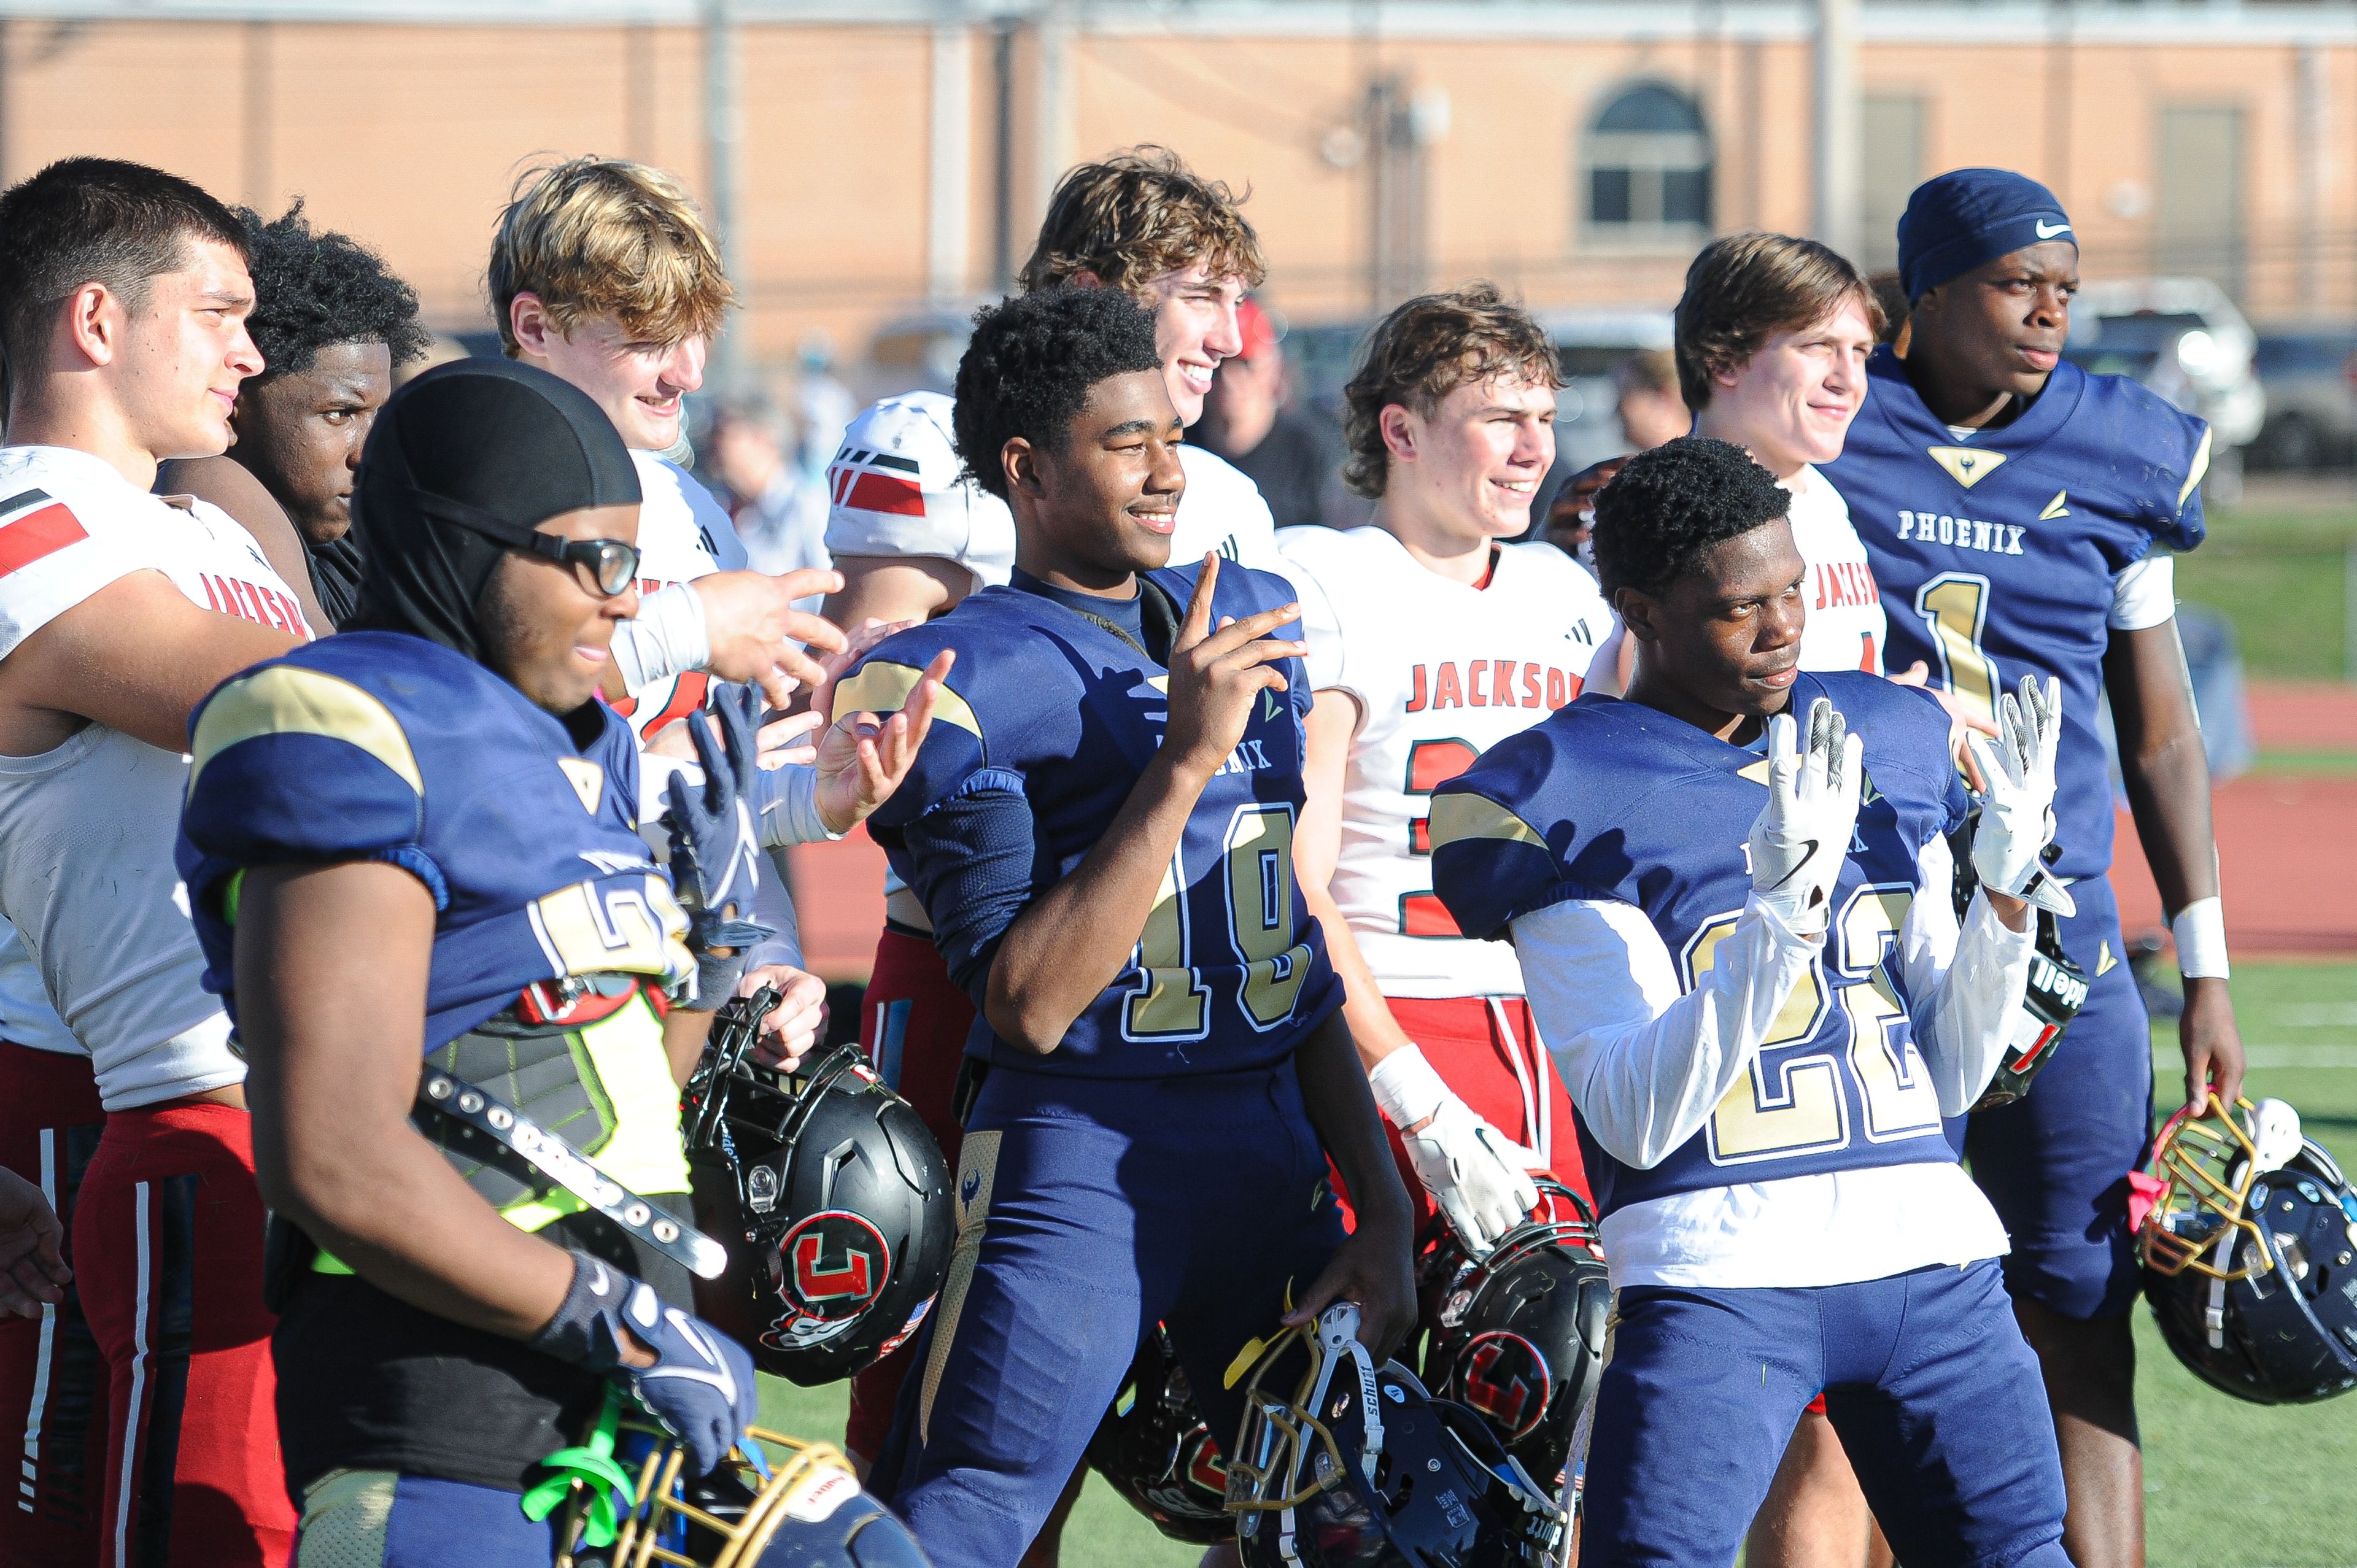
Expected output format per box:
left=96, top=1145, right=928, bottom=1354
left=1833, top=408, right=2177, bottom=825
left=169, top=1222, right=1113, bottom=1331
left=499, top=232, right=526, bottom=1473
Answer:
left=0, top=444, right=311, bottom=1108
left=1788, top=464, right=1887, bottom=676
left=609, top=448, right=748, bottom=743
left=1280, top=525, right=1612, bottom=998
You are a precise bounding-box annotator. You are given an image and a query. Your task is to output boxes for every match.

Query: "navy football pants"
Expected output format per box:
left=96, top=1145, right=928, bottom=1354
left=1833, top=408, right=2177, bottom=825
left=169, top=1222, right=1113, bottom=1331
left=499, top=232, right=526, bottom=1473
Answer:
left=870, top=1060, right=1345, bottom=1568
left=1584, top=1261, right=2069, bottom=1568
left=1960, top=875, right=2154, bottom=1319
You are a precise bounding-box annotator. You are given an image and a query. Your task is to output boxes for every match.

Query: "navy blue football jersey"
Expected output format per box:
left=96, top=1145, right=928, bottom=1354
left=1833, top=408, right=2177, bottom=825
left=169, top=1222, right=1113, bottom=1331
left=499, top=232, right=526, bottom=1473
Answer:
left=1826, top=351, right=2208, bottom=879
left=840, top=561, right=1341, bottom=1078
left=177, top=631, right=694, bottom=1051
left=1430, top=673, right=1970, bottom=1216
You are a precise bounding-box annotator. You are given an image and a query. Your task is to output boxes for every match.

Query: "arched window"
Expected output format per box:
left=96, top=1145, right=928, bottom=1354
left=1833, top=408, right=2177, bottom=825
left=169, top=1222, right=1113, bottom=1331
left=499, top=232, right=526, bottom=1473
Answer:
left=1584, top=84, right=1713, bottom=244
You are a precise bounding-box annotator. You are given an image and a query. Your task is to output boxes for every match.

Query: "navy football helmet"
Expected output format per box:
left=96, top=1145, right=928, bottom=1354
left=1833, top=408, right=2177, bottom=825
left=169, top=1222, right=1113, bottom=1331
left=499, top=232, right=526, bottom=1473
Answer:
left=1088, top=1323, right=1235, bottom=1545
left=1419, top=1181, right=1608, bottom=1497
left=545, top=1407, right=929, bottom=1567
left=684, top=994, right=954, bottom=1385
left=1225, top=1304, right=1565, bottom=1567
left=2140, top=1094, right=2357, bottom=1404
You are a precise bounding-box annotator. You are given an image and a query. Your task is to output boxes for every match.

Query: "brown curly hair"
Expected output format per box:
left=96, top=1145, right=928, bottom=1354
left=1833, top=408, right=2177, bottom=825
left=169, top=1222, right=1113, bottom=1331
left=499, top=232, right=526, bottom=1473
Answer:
left=1018, top=147, right=1266, bottom=299
left=1673, top=233, right=1885, bottom=411
left=1341, top=283, right=1562, bottom=499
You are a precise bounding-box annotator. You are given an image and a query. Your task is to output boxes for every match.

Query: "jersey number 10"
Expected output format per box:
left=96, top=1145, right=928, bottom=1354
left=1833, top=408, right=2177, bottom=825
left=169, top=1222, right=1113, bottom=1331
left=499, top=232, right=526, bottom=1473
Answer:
left=1125, top=805, right=1315, bottom=1040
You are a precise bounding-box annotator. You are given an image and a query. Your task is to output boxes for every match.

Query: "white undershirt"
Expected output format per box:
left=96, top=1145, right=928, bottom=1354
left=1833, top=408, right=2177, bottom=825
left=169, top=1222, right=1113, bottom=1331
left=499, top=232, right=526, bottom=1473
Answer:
left=1511, top=833, right=2033, bottom=1289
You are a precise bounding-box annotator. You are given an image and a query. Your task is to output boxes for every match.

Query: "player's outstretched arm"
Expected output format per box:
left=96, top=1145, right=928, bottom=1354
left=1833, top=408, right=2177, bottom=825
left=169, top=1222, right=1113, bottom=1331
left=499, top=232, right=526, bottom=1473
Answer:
left=983, top=556, right=1302, bottom=1052
left=2106, top=619, right=2245, bottom=1111
left=0, top=571, right=299, bottom=756
left=1282, top=1010, right=1417, bottom=1360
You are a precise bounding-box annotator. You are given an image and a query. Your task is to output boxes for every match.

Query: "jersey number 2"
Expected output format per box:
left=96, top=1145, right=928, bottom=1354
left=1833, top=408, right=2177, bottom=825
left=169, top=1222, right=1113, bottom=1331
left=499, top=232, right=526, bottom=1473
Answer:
left=1686, top=886, right=1943, bottom=1165
left=1126, top=805, right=1314, bottom=1040
left=1401, top=738, right=1478, bottom=937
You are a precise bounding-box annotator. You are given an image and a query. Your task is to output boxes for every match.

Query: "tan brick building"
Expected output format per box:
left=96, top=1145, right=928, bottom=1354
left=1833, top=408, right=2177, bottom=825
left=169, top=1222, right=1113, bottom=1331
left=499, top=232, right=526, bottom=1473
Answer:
left=14, top=1, right=2357, bottom=372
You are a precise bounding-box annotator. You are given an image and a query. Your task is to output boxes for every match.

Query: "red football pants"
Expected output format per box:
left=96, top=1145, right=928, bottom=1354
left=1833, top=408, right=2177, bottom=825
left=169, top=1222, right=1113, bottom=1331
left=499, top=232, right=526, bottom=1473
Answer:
left=845, top=927, right=975, bottom=1464
left=1343, top=995, right=1592, bottom=1248
left=0, top=1041, right=107, bottom=1568
left=72, top=1102, right=293, bottom=1568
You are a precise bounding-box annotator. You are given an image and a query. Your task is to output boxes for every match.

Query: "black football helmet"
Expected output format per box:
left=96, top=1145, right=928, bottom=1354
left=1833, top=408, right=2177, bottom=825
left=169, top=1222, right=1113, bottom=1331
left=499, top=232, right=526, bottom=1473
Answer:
left=683, top=994, right=954, bottom=1385
left=2140, top=1094, right=2357, bottom=1405
left=1225, top=1303, right=1565, bottom=1567
left=1418, top=1181, right=1608, bottom=1496
left=1088, top=1323, right=1235, bottom=1545
left=1946, top=813, right=2087, bottom=1110
left=543, top=1404, right=931, bottom=1567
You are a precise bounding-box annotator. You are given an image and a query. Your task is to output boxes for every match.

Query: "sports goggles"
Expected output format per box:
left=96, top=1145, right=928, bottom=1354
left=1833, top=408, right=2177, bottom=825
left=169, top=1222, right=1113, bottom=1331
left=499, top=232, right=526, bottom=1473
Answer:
left=392, top=480, right=643, bottom=598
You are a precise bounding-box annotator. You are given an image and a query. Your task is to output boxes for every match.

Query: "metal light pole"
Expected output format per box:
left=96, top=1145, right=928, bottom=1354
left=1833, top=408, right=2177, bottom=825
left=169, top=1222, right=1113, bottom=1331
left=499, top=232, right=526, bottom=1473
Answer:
left=704, top=0, right=746, bottom=393
left=1814, top=0, right=1860, bottom=261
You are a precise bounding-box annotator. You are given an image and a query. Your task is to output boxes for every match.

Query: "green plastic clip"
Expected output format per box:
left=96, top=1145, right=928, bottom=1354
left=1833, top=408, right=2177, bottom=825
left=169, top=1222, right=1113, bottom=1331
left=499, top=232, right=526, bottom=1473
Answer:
left=521, top=1388, right=635, bottom=1549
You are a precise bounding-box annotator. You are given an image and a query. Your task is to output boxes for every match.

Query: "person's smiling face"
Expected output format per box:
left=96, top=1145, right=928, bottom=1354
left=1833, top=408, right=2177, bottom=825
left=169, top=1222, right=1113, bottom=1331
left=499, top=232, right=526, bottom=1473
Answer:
left=1011, top=369, right=1188, bottom=593
left=1134, top=264, right=1248, bottom=427
left=476, top=500, right=644, bottom=714
left=1703, top=296, right=1876, bottom=479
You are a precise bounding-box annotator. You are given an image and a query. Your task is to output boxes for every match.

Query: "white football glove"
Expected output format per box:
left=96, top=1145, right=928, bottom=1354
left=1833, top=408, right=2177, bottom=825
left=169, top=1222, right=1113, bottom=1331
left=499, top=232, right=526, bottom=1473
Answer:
left=1747, top=697, right=1864, bottom=936
left=1963, top=674, right=2075, bottom=917
left=1367, top=1046, right=1540, bottom=1256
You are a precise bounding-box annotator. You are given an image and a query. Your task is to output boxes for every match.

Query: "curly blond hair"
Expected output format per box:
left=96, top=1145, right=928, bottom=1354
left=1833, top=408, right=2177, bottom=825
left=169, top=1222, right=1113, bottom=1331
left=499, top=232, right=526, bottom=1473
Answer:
left=488, top=156, right=732, bottom=353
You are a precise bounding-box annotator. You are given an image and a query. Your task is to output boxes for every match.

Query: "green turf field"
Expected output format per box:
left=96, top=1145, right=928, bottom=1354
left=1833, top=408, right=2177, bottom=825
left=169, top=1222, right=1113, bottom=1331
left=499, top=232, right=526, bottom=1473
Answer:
left=758, top=961, right=2357, bottom=1567
left=2175, top=501, right=2357, bottom=682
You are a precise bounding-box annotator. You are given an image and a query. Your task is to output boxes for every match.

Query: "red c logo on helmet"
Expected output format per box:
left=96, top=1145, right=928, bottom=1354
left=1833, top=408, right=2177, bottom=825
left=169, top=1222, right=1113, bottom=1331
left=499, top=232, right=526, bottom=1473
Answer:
left=1460, top=1331, right=1553, bottom=1440
left=780, top=1211, right=891, bottom=1315
left=1182, top=1430, right=1228, bottom=1502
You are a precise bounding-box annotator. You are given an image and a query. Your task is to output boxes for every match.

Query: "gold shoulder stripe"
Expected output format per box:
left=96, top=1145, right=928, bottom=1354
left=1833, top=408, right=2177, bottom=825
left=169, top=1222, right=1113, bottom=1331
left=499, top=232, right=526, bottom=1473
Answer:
left=2178, top=427, right=2213, bottom=512
left=188, top=664, right=421, bottom=794
left=830, top=660, right=981, bottom=739
left=1425, top=792, right=1546, bottom=852
left=1928, top=446, right=2007, bottom=488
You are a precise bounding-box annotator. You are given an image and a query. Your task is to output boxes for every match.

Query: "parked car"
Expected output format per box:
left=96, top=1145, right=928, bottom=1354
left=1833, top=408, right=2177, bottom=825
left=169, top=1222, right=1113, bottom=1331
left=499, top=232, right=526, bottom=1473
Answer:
left=2064, top=278, right=2264, bottom=503
left=2250, top=332, right=2357, bottom=469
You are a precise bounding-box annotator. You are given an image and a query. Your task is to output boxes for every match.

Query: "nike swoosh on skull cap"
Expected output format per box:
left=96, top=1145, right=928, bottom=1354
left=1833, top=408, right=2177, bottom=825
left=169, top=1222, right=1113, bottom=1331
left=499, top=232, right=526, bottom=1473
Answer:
left=2035, top=219, right=2072, bottom=238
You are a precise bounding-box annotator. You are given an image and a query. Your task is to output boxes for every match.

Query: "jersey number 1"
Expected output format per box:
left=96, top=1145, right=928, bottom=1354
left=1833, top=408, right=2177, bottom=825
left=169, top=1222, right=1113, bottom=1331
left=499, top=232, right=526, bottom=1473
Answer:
left=1914, top=573, right=1999, bottom=735
left=1126, top=805, right=1314, bottom=1040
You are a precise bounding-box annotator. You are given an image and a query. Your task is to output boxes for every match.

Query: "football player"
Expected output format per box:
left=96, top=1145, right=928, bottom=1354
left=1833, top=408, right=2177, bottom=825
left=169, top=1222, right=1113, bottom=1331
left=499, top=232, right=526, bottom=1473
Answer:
left=845, top=286, right=1414, bottom=1568
left=161, top=201, right=433, bottom=628
left=1279, top=284, right=1610, bottom=1264
left=174, top=358, right=921, bottom=1564
left=0, top=157, right=315, bottom=1567
left=492, top=156, right=923, bottom=1062
left=1431, top=435, right=2071, bottom=1568
left=1823, top=168, right=2243, bottom=1568
left=827, top=148, right=1289, bottom=1500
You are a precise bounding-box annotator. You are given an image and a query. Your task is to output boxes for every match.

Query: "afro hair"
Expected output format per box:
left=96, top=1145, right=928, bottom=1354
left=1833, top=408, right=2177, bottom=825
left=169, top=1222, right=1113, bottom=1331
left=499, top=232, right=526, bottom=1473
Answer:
left=1590, top=435, right=1792, bottom=601
left=951, top=286, right=1165, bottom=501
left=242, top=200, right=429, bottom=382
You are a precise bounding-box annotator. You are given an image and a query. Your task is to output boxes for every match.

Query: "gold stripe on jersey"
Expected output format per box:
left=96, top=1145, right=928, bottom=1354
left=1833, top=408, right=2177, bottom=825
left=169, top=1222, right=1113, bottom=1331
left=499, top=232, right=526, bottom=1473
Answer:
left=2178, top=427, right=2214, bottom=511
left=831, top=660, right=981, bottom=738
left=921, top=1130, right=1001, bottom=1445
left=187, top=663, right=422, bottom=794
left=1425, top=792, right=1546, bottom=852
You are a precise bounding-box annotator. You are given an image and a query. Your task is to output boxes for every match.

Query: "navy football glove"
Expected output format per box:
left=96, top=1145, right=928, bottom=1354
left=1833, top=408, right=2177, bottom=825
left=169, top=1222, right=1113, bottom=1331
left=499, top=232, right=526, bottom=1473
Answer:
left=663, top=685, right=773, bottom=992
left=531, top=1249, right=757, bottom=1478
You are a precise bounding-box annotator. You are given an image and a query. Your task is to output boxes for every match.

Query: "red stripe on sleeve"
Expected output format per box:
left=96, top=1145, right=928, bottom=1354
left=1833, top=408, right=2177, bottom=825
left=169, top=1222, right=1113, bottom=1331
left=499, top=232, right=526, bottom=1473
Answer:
left=0, top=503, right=89, bottom=576
left=844, top=471, right=927, bottom=517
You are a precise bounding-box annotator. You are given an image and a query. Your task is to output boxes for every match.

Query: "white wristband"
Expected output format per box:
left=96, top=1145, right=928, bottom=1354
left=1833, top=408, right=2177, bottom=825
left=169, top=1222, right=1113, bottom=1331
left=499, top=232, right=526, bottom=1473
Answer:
left=2171, top=897, right=2230, bottom=980
left=1365, top=1043, right=1447, bottom=1131
left=752, top=763, right=842, bottom=848
left=608, top=581, right=712, bottom=693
